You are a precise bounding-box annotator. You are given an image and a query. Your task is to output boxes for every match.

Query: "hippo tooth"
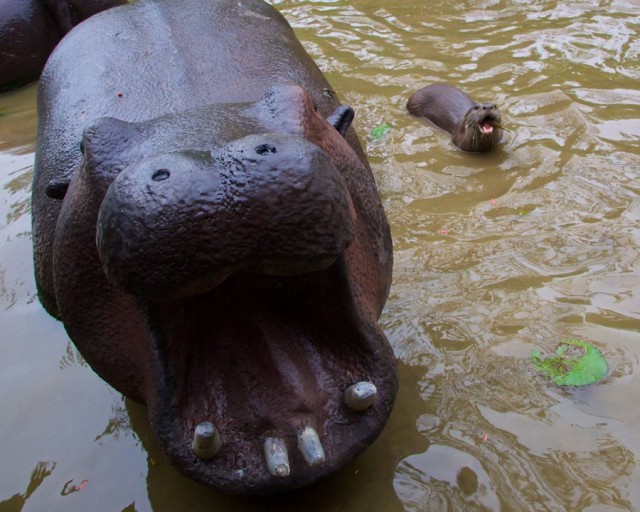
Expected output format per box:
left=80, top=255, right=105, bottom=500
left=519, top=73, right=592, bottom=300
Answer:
left=264, top=438, right=290, bottom=477
left=191, top=422, right=222, bottom=460
left=344, top=381, right=378, bottom=411
left=297, top=426, right=325, bottom=467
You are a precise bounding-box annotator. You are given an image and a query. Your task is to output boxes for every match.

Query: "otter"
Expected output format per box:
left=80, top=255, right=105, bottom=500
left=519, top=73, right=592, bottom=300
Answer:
left=407, top=83, right=503, bottom=152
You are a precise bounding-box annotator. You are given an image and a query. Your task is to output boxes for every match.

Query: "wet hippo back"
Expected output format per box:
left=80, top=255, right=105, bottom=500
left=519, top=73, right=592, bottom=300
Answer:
left=37, top=0, right=335, bottom=126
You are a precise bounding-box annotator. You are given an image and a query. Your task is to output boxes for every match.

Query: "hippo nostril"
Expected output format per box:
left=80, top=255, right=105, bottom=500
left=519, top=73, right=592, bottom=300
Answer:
left=255, top=144, right=277, bottom=155
left=152, top=169, right=171, bottom=181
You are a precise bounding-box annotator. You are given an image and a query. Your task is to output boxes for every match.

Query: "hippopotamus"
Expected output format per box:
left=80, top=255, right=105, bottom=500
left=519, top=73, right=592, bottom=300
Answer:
left=0, top=0, right=126, bottom=91
left=32, top=0, right=397, bottom=494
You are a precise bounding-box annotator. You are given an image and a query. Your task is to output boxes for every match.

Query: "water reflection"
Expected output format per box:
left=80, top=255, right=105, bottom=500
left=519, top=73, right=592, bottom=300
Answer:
left=58, top=343, right=89, bottom=371
left=0, top=462, right=56, bottom=512
left=395, top=444, right=498, bottom=510
left=0, top=84, right=38, bottom=155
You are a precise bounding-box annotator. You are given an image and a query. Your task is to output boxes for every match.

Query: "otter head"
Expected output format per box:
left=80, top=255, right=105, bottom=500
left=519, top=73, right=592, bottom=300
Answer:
left=454, top=102, right=503, bottom=153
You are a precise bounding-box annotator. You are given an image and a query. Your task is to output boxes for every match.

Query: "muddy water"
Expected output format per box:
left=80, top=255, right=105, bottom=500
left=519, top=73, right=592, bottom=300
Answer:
left=1, top=1, right=639, bottom=510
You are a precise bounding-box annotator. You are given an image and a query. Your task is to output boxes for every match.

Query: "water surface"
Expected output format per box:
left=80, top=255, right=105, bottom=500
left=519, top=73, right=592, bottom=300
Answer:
left=1, top=0, right=639, bottom=510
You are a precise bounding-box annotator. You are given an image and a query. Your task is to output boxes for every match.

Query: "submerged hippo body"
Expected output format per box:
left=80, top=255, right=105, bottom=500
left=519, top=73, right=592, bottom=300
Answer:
left=33, top=0, right=396, bottom=494
left=0, top=0, right=126, bottom=91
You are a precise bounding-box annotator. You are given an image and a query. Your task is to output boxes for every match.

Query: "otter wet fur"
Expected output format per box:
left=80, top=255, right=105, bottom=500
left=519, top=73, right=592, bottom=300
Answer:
left=407, top=83, right=503, bottom=152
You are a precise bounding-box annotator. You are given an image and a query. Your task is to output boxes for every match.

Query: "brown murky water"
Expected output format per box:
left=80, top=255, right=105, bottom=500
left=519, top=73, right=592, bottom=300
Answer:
left=1, top=1, right=639, bottom=510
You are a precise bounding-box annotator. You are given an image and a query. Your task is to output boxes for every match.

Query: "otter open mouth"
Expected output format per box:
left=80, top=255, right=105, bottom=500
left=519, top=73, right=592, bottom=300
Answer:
left=141, top=263, right=396, bottom=493
left=477, top=109, right=501, bottom=136
left=480, top=120, right=495, bottom=134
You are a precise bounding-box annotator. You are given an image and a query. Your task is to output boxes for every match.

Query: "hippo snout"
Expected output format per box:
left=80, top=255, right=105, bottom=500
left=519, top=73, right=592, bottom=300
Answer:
left=96, top=134, right=355, bottom=299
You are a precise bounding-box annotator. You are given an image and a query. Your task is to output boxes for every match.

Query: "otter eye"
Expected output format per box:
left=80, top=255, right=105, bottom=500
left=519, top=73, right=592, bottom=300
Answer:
left=473, top=105, right=481, bottom=110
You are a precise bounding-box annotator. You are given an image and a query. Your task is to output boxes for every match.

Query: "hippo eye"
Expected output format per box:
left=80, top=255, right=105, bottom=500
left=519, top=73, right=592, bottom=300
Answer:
left=255, top=144, right=277, bottom=155
left=152, top=169, right=171, bottom=181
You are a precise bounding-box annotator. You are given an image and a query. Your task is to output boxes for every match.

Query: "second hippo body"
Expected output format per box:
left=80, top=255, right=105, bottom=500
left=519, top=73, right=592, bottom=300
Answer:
left=0, top=0, right=126, bottom=91
left=33, top=0, right=396, bottom=495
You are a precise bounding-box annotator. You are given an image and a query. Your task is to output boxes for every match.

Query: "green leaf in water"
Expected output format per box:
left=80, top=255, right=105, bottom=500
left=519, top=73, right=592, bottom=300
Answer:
left=531, top=339, right=607, bottom=386
left=370, top=123, right=390, bottom=140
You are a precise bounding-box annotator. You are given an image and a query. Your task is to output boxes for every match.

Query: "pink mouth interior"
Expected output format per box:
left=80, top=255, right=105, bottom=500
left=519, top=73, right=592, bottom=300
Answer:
left=481, top=121, right=494, bottom=134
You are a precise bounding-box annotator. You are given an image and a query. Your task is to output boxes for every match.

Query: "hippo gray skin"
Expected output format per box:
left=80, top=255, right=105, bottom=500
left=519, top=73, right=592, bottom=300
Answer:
left=0, top=0, right=126, bottom=91
left=32, top=0, right=397, bottom=494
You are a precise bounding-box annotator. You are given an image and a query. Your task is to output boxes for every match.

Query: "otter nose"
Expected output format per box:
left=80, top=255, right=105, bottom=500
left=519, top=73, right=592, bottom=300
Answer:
left=482, top=103, right=496, bottom=110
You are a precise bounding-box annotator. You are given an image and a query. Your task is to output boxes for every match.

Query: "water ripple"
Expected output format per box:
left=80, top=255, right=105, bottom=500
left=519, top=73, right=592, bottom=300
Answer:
left=272, top=0, right=640, bottom=509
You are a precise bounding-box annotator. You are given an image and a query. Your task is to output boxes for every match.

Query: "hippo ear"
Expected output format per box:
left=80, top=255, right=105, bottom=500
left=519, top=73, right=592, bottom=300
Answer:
left=326, top=105, right=354, bottom=137
left=45, top=178, right=70, bottom=200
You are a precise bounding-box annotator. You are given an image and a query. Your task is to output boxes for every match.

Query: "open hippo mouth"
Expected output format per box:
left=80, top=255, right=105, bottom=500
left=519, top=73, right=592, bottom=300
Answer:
left=95, top=133, right=397, bottom=493
left=143, top=264, right=394, bottom=493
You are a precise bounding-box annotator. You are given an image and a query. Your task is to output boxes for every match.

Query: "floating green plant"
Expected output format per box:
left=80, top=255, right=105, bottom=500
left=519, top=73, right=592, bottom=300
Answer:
left=531, top=339, right=607, bottom=386
left=370, top=123, right=390, bottom=140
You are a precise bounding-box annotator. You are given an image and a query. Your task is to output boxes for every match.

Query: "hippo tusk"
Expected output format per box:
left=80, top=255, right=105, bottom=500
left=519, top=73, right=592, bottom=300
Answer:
left=192, top=422, right=222, bottom=459
left=343, top=381, right=378, bottom=411
left=297, top=426, right=325, bottom=467
left=264, top=437, right=290, bottom=477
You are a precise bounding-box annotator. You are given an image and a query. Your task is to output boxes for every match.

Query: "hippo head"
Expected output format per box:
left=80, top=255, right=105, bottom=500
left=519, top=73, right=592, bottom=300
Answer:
left=49, top=85, right=396, bottom=493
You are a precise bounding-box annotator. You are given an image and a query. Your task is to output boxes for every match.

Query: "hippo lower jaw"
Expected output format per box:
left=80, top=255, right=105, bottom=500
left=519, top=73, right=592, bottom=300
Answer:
left=142, top=262, right=396, bottom=493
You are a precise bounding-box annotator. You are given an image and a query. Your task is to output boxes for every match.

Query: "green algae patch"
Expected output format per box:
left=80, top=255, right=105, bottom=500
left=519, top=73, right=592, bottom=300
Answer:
left=532, top=339, right=607, bottom=386
left=370, top=123, right=390, bottom=140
